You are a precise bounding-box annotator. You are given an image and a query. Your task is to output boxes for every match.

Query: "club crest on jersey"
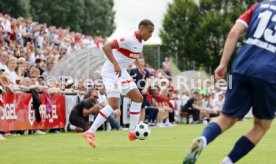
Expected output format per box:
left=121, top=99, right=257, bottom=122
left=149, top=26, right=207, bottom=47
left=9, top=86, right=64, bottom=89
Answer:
left=129, top=53, right=140, bottom=59
left=114, top=83, right=118, bottom=89
left=120, top=38, right=125, bottom=42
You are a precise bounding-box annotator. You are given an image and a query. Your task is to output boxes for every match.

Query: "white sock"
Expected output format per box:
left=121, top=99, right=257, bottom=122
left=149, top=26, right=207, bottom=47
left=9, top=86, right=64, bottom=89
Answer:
left=129, top=102, right=142, bottom=131
left=199, top=136, right=207, bottom=147
left=88, top=105, right=113, bottom=133
left=222, top=156, right=234, bottom=164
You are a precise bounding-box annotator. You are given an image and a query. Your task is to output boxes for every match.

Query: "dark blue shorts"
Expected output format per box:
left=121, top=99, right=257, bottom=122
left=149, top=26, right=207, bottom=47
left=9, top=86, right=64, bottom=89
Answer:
left=222, top=74, right=276, bottom=119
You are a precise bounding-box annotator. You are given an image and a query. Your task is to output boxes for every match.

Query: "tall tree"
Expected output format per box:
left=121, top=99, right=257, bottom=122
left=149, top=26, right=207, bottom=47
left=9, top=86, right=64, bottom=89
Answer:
left=0, top=0, right=30, bottom=18
left=82, top=0, right=115, bottom=37
left=30, top=0, right=85, bottom=32
left=30, top=0, right=115, bottom=37
left=160, top=0, right=256, bottom=72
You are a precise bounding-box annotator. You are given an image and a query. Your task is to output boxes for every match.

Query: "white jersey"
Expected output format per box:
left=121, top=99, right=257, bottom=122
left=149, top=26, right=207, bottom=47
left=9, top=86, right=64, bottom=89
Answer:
left=103, top=32, right=143, bottom=70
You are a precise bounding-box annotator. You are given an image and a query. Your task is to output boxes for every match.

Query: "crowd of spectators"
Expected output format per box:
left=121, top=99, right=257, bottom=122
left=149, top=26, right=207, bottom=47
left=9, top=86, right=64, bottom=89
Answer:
left=0, top=13, right=228, bottom=140
left=0, top=13, right=106, bottom=139
left=127, top=57, right=226, bottom=127
left=0, top=13, right=105, bottom=94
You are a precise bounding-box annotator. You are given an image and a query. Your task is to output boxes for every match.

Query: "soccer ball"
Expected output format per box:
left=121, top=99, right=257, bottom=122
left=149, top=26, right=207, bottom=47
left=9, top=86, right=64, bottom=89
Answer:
left=134, top=123, right=151, bottom=140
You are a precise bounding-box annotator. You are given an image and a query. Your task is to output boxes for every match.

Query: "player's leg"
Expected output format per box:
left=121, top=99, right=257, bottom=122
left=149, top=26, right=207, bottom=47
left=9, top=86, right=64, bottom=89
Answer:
left=183, top=114, right=238, bottom=164
left=87, top=97, right=120, bottom=132
left=83, top=70, right=122, bottom=147
left=83, top=96, right=120, bottom=147
left=222, top=77, right=276, bottom=164
left=126, top=88, right=143, bottom=140
left=120, top=70, right=143, bottom=140
left=183, top=74, right=252, bottom=164
left=246, top=118, right=272, bottom=145
left=221, top=118, right=272, bottom=164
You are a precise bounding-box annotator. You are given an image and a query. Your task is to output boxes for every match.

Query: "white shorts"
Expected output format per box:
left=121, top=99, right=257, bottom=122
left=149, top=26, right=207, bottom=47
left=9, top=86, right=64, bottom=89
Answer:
left=101, top=68, right=137, bottom=98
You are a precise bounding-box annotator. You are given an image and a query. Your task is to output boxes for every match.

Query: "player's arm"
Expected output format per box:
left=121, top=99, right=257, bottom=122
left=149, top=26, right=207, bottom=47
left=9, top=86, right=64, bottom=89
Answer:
left=102, top=41, right=118, bottom=65
left=220, top=23, right=246, bottom=67
left=215, top=22, right=246, bottom=80
left=102, top=41, right=122, bottom=77
left=215, top=4, right=255, bottom=80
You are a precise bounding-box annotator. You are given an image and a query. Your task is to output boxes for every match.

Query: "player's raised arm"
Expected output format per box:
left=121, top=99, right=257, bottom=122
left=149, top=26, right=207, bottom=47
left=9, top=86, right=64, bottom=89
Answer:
left=102, top=41, right=122, bottom=77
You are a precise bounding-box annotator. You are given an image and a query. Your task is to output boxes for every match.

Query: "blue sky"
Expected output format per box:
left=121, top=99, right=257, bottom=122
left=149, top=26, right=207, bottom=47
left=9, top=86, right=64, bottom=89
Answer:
left=108, top=0, right=173, bottom=45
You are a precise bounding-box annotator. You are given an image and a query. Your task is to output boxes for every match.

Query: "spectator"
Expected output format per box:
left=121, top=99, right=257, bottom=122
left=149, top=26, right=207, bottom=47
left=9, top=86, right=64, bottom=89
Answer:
left=130, top=57, right=151, bottom=122
left=180, top=90, right=190, bottom=107
left=0, top=51, right=8, bottom=72
left=69, top=88, right=104, bottom=132
left=212, top=93, right=224, bottom=114
left=181, top=91, right=201, bottom=124
left=34, top=58, right=44, bottom=75
left=41, top=62, right=53, bottom=79
left=6, top=57, right=18, bottom=84
left=83, top=85, right=121, bottom=130
left=162, top=57, right=171, bottom=76
left=15, top=62, right=25, bottom=81
left=2, top=14, right=12, bottom=41
left=156, top=88, right=174, bottom=126
left=19, top=77, right=31, bottom=91
left=148, top=86, right=166, bottom=127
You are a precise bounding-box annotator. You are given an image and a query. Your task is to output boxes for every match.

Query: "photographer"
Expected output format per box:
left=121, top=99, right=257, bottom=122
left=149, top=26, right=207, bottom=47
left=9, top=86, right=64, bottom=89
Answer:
left=69, top=88, right=104, bottom=132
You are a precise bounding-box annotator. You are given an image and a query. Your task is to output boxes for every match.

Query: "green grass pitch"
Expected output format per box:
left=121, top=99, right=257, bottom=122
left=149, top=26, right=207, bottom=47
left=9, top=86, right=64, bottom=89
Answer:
left=0, top=119, right=275, bottom=164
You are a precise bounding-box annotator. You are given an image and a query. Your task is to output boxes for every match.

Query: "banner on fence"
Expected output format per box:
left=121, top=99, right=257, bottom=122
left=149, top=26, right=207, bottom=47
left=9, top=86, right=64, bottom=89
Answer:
left=0, top=93, right=66, bottom=131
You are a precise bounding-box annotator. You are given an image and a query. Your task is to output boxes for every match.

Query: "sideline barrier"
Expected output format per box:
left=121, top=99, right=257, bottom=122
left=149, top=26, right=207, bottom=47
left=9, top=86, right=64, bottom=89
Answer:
left=1, top=92, right=251, bottom=131
left=0, top=93, right=66, bottom=131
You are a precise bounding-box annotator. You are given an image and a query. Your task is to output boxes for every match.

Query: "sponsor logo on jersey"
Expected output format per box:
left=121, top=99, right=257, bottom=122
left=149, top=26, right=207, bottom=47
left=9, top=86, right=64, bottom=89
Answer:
left=129, top=53, right=140, bottom=59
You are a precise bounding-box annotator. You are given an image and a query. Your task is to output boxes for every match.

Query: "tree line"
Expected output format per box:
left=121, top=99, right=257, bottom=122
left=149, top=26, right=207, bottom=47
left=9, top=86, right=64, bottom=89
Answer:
left=0, top=0, right=115, bottom=37
left=160, top=0, right=258, bottom=72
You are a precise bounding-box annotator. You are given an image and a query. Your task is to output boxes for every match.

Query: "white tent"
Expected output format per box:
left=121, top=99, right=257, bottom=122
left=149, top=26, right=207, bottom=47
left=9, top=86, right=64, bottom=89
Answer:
left=48, top=48, right=106, bottom=82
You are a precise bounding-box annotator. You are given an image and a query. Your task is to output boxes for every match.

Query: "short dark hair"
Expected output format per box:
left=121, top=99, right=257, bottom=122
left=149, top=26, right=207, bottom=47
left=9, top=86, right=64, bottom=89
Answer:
left=139, top=19, right=154, bottom=28
left=35, top=58, right=42, bottom=63
left=193, top=91, right=200, bottom=95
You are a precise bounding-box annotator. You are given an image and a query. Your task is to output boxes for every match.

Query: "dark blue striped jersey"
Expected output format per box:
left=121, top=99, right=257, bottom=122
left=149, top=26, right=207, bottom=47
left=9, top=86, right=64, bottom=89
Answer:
left=232, top=1, right=276, bottom=84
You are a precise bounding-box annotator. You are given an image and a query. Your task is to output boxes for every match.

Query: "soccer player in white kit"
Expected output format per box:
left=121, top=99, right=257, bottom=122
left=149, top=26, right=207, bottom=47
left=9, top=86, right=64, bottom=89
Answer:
left=83, top=19, right=154, bottom=147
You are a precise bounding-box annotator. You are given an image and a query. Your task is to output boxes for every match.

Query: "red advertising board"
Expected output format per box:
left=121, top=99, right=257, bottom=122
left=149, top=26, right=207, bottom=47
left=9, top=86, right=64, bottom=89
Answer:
left=0, top=93, right=66, bottom=131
